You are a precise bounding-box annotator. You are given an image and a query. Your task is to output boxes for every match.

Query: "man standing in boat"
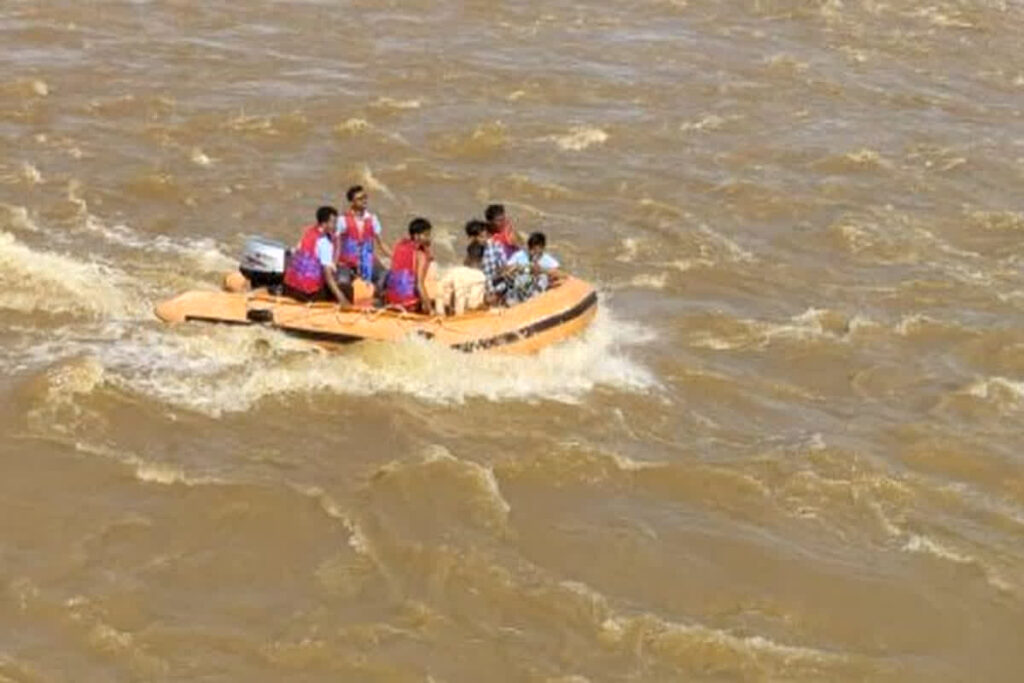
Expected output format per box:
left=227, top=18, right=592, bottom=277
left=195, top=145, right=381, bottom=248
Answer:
left=335, top=185, right=390, bottom=303
left=283, top=206, right=349, bottom=304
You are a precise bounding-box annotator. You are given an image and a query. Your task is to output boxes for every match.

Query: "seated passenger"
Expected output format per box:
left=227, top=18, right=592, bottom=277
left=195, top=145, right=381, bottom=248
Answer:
left=505, top=231, right=563, bottom=304
left=464, top=218, right=488, bottom=246
left=282, top=206, right=348, bottom=303
left=434, top=242, right=487, bottom=316
left=481, top=216, right=511, bottom=305
left=335, top=185, right=390, bottom=303
left=386, top=217, right=434, bottom=314
left=484, top=203, right=521, bottom=257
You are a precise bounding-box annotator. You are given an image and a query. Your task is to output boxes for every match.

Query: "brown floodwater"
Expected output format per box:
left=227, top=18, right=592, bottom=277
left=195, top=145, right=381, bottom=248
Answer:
left=1, top=1, right=1023, bottom=680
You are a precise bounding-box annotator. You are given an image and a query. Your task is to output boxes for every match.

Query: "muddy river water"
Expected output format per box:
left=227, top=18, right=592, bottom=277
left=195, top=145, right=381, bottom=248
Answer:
left=1, top=1, right=1023, bottom=680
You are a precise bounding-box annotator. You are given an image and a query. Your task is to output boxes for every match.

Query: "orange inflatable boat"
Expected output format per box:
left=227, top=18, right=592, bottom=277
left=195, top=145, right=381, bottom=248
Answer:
left=154, top=272, right=598, bottom=354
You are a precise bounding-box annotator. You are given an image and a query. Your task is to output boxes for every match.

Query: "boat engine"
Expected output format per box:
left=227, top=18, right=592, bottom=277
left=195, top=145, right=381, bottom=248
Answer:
left=239, top=236, right=287, bottom=287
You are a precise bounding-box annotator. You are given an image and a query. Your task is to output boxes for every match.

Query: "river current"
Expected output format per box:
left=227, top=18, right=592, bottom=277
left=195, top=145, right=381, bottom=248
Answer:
left=1, top=1, right=1023, bottom=681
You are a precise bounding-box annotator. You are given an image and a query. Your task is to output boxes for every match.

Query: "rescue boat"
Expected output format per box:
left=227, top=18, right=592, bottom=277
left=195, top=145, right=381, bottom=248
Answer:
left=155, top=275, right=597, bottom=353
left=154, top=238, right=598, bottom=354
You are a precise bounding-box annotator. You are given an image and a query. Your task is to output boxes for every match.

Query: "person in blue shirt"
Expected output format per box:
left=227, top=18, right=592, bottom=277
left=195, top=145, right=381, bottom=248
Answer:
left=505, top=231, right=563, bottom=304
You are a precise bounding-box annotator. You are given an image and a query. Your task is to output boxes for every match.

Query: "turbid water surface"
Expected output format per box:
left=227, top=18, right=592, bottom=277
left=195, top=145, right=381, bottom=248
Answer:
left=2, top=1, right=1023, bottom=681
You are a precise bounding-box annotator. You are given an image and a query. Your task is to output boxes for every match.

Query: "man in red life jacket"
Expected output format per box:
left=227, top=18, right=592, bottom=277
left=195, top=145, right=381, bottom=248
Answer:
left=385, top=217, right=434, bottom=314
left=282, top=206, right=348, bottom=304
left=484, top=203, right=521, bottom=257
left=334, top=185, right=390, bottom=302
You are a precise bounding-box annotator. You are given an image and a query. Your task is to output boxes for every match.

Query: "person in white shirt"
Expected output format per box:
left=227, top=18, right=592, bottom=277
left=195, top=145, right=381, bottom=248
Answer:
left=335, top=185, right=390, bottom=302
left=505, top=231, right=563, bottom=304
left=434, top=242, right=488, bottom=316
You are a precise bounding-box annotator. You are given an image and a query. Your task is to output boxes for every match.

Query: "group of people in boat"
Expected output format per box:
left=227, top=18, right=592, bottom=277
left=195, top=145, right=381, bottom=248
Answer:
left=281, top=185, right=564, bottom=315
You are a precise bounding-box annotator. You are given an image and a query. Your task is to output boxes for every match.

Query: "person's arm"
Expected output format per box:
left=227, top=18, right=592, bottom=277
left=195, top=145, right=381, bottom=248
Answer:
left=374, top=234, right=392, bottom=259
left=415, top=250, right=433, bottom=315
left=373, top=216, right=392, bottom=259
left=534, top=254, right=564, bottom=285
left=323, top=264, right=349, bottom=304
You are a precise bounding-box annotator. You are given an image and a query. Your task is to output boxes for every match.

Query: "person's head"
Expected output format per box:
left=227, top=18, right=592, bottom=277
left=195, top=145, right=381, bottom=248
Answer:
left=464, top=219, right=487, bottom=244
left=408, top=217, right=432, bottom=245
left=465, top=241, right=485, bottom=268
left=346, top=185, right=367, bottom=212
left=484, top=203, right=506, bottom=233
left=316, top=205, right=339, bottom=231
left=527, top=231, right=546, bottom=258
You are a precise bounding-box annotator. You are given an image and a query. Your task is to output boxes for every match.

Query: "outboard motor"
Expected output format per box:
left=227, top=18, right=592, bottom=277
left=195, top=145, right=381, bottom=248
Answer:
left=239, top=236, right=287, bottom=288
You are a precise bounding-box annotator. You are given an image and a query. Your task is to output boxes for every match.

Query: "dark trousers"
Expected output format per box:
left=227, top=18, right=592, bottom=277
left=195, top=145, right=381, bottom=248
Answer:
left=336, top=264, right=388, bottom=303
left=282, top=283, right=331, bottom=302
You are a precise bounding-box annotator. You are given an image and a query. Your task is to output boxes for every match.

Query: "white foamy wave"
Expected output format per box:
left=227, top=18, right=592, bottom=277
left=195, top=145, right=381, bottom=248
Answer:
left=0, top=231, right=145, bottom=317
left=902, top=534, right=973, bottom=564
left=190, top=147, right=213, bottom=166
left=549, top=126, right=609, bottom=151
left=964, top=376, right=1024, bottom=413
left=76, top=301, right=656, bottom=414
left=334, top=118, right=372, bottom=134
left=616, top=237, right=640, bottom=263
left=372, top=97, right=422, bottom=110
left=81, top=214, right=235, bottom=271
left=21, top=163, right=42, bottom=184
left=698, top=225, right=756, bottom=263
left=692, top=308, right=853, bottom=351
left=74, top=441, right=222, bottom=487
left=629, top=272, right=669, bottom=289
left=374, top=446, right=511, bottom=532
left=0, top=203, right=39, bottom=232
left=561, top=578, right=844, bottom=671
left=679, top=114, right=737, bottom=132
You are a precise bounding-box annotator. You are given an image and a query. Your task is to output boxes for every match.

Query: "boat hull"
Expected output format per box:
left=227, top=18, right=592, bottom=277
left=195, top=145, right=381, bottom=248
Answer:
left=154, top=276, right=598, bottom=354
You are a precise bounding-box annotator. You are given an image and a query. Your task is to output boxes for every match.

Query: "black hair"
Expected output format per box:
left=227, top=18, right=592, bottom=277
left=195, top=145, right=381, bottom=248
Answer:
left=464, top=219, right=486, bottom=238
left=408, top=217, right=432, bottom=236
left=346, top=185, right=365, bottom=202
left=466, top=242, right=485, bottom=262
left=316, top=205, right=339, bottom=224
left=484, top=204, right=505, bottom=223
left=527, top=231, right=546, bottom=249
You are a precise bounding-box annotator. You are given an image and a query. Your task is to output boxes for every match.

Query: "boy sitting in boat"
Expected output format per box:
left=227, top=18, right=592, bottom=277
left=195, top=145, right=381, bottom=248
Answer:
left=484, top=203, right=521, bottom=257
left=505, top=231, right=563, bottom=305
left=282, top=206, right=349, bottom=304
left=464, top=218, right=488, bottom=246
left=386, top=217, right=435, bottom=314
left=433, top=242, right=487, bottom=316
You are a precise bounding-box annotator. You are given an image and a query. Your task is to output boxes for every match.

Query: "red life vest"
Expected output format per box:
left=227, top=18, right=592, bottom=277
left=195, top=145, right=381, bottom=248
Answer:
left=386, top=238, right=425, bottom=307
left=493, top=223, right=519, bottom=257
left=283, top=224, right=327, bottom=295
left=337, top=211, right=375, bottom=275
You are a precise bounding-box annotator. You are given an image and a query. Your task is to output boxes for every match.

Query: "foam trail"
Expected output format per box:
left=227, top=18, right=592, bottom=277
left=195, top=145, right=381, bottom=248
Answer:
left=0, top=231, right=144, bottom=317
left=19, top=299, right=655, bottom=415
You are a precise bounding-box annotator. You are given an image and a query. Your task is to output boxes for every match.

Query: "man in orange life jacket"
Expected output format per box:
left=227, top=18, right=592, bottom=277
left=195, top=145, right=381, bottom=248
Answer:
left=334, top=185, right=390, bottom=302
left=385, top=217, right=434, bottom=314
left=282, top=206, right=348, bottom=304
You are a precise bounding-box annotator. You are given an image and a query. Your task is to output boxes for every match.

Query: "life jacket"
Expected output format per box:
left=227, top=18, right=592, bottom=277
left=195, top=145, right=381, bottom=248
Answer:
left=386, top=238, right=426, bottom=308
left=283, top=224, right=326, bottom=295
left=337, top=211, right=376, bottom=280
left=493, top=224, right=519, bottom=258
